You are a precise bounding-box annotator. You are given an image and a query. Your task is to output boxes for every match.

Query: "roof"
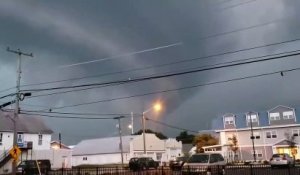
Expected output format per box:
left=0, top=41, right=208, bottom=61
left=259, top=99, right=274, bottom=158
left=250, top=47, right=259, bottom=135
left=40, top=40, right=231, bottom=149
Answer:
left=0, top=111, right=53, bottom=134
left=72, top=135, right=136, bottom=156
left=211, top=105, right=300, bottom=130
left=51, top=141, right=70, bottom=149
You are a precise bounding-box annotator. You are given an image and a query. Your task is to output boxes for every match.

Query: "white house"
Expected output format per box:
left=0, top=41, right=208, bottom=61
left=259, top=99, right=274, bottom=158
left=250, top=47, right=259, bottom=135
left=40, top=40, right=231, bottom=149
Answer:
left=72, top=133, right=182, bottom=166
left=0, top=112, right=53, bottom=174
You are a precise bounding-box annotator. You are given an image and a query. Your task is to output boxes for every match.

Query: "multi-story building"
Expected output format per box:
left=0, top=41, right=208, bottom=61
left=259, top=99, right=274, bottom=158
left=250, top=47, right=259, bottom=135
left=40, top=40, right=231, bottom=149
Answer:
left=0, top=112, right=53, bottom=173
left=210, top=105, right=300, bottom=161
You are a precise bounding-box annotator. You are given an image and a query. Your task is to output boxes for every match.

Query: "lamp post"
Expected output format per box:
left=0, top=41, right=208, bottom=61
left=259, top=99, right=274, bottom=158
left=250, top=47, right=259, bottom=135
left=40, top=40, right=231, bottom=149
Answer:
left=249, top=112, right=256, bottom=162
left=114, top=116, right=125, bottom=166
left=142, top=103, right=162, bottom=155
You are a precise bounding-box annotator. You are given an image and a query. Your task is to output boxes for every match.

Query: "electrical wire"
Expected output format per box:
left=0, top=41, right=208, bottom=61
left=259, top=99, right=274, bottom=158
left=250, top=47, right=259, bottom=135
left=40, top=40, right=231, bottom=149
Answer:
left=27, top=49, right=300, bottom=98
left=20, top=19, right=289, bottom=88
left=19, top=112, right=122, bottom=120
left=20, top=109, right=138, bottom=117
left=145, top=117, right=199, bottom=133
left=35, top=65, right=300, bottom=111
left=22, top=50, right=300, bottom=93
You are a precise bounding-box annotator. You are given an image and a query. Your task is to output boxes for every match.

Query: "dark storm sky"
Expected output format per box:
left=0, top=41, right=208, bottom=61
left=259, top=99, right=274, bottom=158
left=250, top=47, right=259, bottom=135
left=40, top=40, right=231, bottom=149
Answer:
left=1, top=0, right=300, bottom=145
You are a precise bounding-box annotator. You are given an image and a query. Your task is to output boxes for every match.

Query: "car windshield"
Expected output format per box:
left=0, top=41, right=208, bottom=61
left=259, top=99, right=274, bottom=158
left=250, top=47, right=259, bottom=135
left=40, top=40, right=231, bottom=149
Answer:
left=188, top=155, right=209, bottom=163
left=272, top=154, right=286, bottom=158
left=176, top=157, right=188, bottom=161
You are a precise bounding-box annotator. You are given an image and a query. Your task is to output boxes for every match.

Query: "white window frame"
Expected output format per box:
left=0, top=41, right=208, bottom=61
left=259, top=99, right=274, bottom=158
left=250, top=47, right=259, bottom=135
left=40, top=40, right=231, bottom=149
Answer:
left=0, top=133, right=2, bottom=145
left=283, top=111, right=294, bottom=120
left=224, top=116, right=235, bottom=125
left=269, top=112, right=280, bottom=121
left=266, top=131, right=277, bottom=138
left=251, top=150, right=263, bottom=158
left=246, top=114, right=258, bottom=123
left=293, top=129, right=300, bottom=137
left=251, top=132, right=260, bottom=139
left=38, top=134, right=43, bottom=145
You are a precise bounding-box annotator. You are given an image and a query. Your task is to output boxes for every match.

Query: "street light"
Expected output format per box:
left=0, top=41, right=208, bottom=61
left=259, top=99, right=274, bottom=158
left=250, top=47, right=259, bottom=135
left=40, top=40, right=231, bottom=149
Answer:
left=142, top=102, right=162, bottom=155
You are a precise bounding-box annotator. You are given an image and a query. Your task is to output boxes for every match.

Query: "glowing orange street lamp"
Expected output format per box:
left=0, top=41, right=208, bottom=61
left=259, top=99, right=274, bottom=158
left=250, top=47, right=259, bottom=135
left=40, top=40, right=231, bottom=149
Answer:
left=142, top=102, right=162, bottom=154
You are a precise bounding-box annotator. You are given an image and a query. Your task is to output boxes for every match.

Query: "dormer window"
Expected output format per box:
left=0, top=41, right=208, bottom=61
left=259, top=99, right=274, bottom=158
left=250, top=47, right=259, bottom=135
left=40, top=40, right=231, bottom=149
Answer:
left=269, top=112, right=280, bottom=120
left=224, top=116, right=235, bottom=125
left=246, top=114, right=258, bottom=123
left=283, top=111, right=294, bottom=119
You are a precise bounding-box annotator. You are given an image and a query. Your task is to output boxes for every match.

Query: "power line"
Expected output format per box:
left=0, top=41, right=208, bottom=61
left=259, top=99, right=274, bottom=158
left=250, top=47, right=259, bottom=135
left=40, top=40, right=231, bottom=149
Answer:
left=146, top=118, right=199, bottom=133
left=19, top=112, right=123, bottom=120
left=21, top=19, right=288, bottom=88
left=20, top=109, right=137, bottom=117
left=26, top=49, right=300, bottom=98
left=22, top=50, right=300, bottom=93
left=35, top=65, right=300, bottom=111
left=0, top=87, right=15, bottom=94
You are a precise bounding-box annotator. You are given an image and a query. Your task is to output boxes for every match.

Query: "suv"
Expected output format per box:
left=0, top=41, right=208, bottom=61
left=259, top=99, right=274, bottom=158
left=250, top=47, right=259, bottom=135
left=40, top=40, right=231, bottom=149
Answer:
left=17, top=159, right=51, bottom=175
left=270, top=153, right=294, bottom=168
left=129, top=157, right=159, bottom=171
left=182, top=153, right=226, bottom=175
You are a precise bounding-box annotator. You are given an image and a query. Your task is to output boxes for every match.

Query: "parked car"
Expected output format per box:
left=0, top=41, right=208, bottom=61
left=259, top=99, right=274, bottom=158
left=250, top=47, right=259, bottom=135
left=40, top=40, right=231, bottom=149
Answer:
left=182, top=153, right=226, bottom=175
left=17, top=159, right=51, bottom=175
left=270, top=153, right=294, bottom=168
left=129, top=157, right=159, bottom=171
left=169, top=156, right=189, bottom=170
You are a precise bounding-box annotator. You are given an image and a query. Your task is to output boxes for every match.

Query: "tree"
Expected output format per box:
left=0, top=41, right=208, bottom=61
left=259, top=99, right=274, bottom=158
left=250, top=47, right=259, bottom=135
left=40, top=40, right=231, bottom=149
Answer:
left=176, top=131, right=195, bottom=144
left=228, top=135, right=239, bottom=161
left=134, top=129, right=168, bottom=140
left=285, top=132, right=297, bottom=163
left=193, top=134, right=218, bottom=153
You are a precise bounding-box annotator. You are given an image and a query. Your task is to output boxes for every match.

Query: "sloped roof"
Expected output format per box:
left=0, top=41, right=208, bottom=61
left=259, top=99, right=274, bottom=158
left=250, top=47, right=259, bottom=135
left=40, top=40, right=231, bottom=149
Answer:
left=274, top=139, right=297, bottom=146
left=0, top=111, right=53, bottom=134
left=211, top=105, right=300, bottom=130
left=73, top=135, right=136, bottom=156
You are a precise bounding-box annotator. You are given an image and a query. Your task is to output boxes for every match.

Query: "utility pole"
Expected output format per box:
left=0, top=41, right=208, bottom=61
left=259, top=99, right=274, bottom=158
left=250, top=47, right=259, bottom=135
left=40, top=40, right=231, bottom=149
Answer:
left=7, top=47, right=33, bottom=175
left=131, top=112, right=134, bottom=135
left=249, top=112, right=256, bottom=162
left=114, top=116, right=124, bottom=166
left=142, top=112, right=146, bottom=154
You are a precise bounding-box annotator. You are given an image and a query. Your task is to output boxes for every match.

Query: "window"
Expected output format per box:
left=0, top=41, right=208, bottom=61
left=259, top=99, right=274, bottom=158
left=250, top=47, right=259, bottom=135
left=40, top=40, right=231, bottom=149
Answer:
left=251, top=150, right=263, bottom=158
left=251, top=132, right=260, bottom=139
left=83, top=157, right=87, bottom=161
left=156, top=153, right=162, bottom=161
left=246, top=114, right=258, bottom=123
left=283, top=111, right=294, bottom=119
left=293, top=129, right=300, bottom=136
left=270, top=113, right=280, bottom=120
left=17, top=133, right=24, bottom=143
left=38, top=134, right=43, bottom=145
left=266, top=131, right=277, bottom=138
left=0, top=133, right=2, bottom=145
left=224, top=116, right=235, bottom=125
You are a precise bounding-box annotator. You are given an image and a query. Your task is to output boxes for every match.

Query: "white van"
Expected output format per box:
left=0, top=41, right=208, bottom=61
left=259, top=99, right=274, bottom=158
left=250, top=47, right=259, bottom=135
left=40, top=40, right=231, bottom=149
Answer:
left=182, top=153, right=226, bottom=174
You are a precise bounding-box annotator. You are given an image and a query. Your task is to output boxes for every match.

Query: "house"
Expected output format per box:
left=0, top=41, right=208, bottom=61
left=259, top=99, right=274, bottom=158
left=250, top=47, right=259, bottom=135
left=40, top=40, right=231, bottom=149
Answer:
left=211, top=105, right=300, bottom=161
left=72, top=133, right=182, bottom=166
left=51, top=141, right=71, bottom=150
left=0, top=112, right=53, bottom=173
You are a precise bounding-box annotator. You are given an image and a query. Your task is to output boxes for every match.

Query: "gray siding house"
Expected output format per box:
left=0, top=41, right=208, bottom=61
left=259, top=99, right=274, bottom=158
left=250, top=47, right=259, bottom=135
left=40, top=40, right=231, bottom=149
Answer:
left=211, top=105, right=300, bottom=162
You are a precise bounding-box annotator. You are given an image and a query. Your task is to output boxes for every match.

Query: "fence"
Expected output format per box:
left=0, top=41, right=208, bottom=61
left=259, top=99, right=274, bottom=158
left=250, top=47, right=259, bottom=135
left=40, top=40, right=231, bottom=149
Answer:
left=9, top=164, right=300, bottom=175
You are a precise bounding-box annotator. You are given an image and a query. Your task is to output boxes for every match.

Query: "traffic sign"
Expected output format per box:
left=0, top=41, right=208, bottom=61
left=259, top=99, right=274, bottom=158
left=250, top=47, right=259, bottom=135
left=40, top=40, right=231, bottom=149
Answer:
left=9, top=146, right=21, bottom=161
